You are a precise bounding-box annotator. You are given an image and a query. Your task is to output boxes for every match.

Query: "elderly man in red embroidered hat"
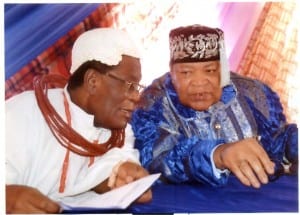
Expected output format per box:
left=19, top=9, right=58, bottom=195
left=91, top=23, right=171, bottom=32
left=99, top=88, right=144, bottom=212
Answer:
left=131, top=24, right=298, bottom=188
left=6, top=28, right=151, bottom=213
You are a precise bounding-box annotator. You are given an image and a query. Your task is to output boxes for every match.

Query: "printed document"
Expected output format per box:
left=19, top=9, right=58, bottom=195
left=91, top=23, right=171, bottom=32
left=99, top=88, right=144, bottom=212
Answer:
left=60, top=173, right=160, bottom=211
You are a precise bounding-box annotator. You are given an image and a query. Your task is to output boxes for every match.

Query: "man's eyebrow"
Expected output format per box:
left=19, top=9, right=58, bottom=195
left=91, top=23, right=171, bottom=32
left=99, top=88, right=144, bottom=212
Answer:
left=177, top=64, right=195, bottom=69
left=203, top=62, right=218, bottom=68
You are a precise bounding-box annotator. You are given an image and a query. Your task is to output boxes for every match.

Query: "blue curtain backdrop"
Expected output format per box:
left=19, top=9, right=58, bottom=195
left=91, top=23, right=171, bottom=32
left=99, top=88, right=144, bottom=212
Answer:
left=4, top=3, right=100, bottom=80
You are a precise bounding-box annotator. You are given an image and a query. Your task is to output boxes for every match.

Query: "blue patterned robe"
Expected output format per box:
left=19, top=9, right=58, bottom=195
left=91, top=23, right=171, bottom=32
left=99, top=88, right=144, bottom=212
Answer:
left=131, top=72, right=298, bottom=187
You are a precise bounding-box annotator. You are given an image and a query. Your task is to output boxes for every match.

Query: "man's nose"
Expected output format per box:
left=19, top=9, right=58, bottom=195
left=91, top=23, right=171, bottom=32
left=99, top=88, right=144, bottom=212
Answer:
left=190, top=74, right=209, bottom=86
left=127, top=90, right=140, bottom=103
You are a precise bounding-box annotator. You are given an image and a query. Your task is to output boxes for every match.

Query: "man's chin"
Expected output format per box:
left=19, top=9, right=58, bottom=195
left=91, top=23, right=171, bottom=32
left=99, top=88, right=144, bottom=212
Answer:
left=112, top=118, right=129, bottom=129
left=189, top=102, right=211, bottom=111
left=93, top=119, right=128, bottom=130
left=100, top=111, right=131, bottom=129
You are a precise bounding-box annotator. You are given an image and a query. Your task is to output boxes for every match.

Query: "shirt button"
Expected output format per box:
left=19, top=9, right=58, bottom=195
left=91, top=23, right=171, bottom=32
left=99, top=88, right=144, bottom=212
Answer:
left=215, top=123, right=221, bottom=130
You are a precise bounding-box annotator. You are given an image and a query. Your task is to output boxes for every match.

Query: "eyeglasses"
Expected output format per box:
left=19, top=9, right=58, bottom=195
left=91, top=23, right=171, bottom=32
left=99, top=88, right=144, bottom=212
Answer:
left=106, top=72, right=146, bottom=93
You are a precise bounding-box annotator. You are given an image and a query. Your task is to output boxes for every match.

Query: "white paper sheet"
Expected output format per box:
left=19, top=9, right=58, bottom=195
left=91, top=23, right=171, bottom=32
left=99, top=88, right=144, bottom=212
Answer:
left=60, top=173, right=160, bottom=211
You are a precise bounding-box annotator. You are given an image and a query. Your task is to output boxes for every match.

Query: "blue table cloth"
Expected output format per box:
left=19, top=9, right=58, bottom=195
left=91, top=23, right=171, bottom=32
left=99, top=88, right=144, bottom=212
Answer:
left=130, top=175, right=298, bottom=213
left=64, top=175, right=298, bottom=213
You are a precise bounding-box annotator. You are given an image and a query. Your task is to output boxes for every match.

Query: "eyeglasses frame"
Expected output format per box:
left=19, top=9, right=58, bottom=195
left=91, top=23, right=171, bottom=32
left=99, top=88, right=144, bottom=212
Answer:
left=105, top=72, right=146, bottom=94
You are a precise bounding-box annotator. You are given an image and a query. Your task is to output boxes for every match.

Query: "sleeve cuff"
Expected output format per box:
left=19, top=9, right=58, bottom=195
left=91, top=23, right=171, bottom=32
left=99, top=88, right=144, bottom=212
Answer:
left=210, top=143, right=230, bottom=178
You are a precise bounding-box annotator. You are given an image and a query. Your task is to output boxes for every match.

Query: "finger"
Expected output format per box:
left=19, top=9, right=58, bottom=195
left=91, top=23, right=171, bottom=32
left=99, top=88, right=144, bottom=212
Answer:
left=28, top=190, right=60, bottom=213
left=252, top=140, right=275, bottom=174
left=262, top=158, right=275, bottom=175
left=23, top=206, right=47, bottom=214
left=115, top=162, right=148, bottom=186
left=126, top=163, right=143, bottom=178
left=231, top=165, right=251, bottom=187
left=116, top=164, right=130, bottom=180
left=38, top=199, right=60, bottom=213
left=108, top=171, right=117, bottom=188
left=125, top=175, right=134, bottom=183
left=118, top=162, right=141, bottom=181
left=21, top=200, right=52, bottom=214
left=132, top=166, right=149, bottom=180
left=135, top=189, right=152, bottom=203
left=114, top=174, right=128, bottom=188
left=250, top=159, right=269, bottom=184
left=112, top=163, right=135, bottom=188
left=239, top=161, right=261, bottom=188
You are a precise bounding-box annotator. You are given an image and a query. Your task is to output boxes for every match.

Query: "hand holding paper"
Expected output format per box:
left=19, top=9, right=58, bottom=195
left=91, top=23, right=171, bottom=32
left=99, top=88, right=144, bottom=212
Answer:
left=108, top=160, right=153, bottom=203
left=60, top=173, right=160, bottom=212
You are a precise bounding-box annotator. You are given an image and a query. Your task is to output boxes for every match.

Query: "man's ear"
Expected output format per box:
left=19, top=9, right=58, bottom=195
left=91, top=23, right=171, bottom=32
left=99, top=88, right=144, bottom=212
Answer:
left=84, top=69, right=99, bottom=95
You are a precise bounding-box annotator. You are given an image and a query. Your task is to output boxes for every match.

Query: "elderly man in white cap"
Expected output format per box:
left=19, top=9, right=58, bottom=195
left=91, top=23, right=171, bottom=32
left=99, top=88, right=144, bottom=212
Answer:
left=6, top=28, right=151, bottom=213
left=131, top=24, right=298, bottom=189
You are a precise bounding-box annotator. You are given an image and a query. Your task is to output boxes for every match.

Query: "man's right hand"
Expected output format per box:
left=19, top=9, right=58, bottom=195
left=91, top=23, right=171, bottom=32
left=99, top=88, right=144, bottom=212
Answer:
left=6, top=185, right=60, bottom=214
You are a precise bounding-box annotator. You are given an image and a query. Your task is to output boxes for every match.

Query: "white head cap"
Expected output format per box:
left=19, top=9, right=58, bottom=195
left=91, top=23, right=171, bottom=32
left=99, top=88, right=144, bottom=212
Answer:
left=70, top=28, right=141, bottom=74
